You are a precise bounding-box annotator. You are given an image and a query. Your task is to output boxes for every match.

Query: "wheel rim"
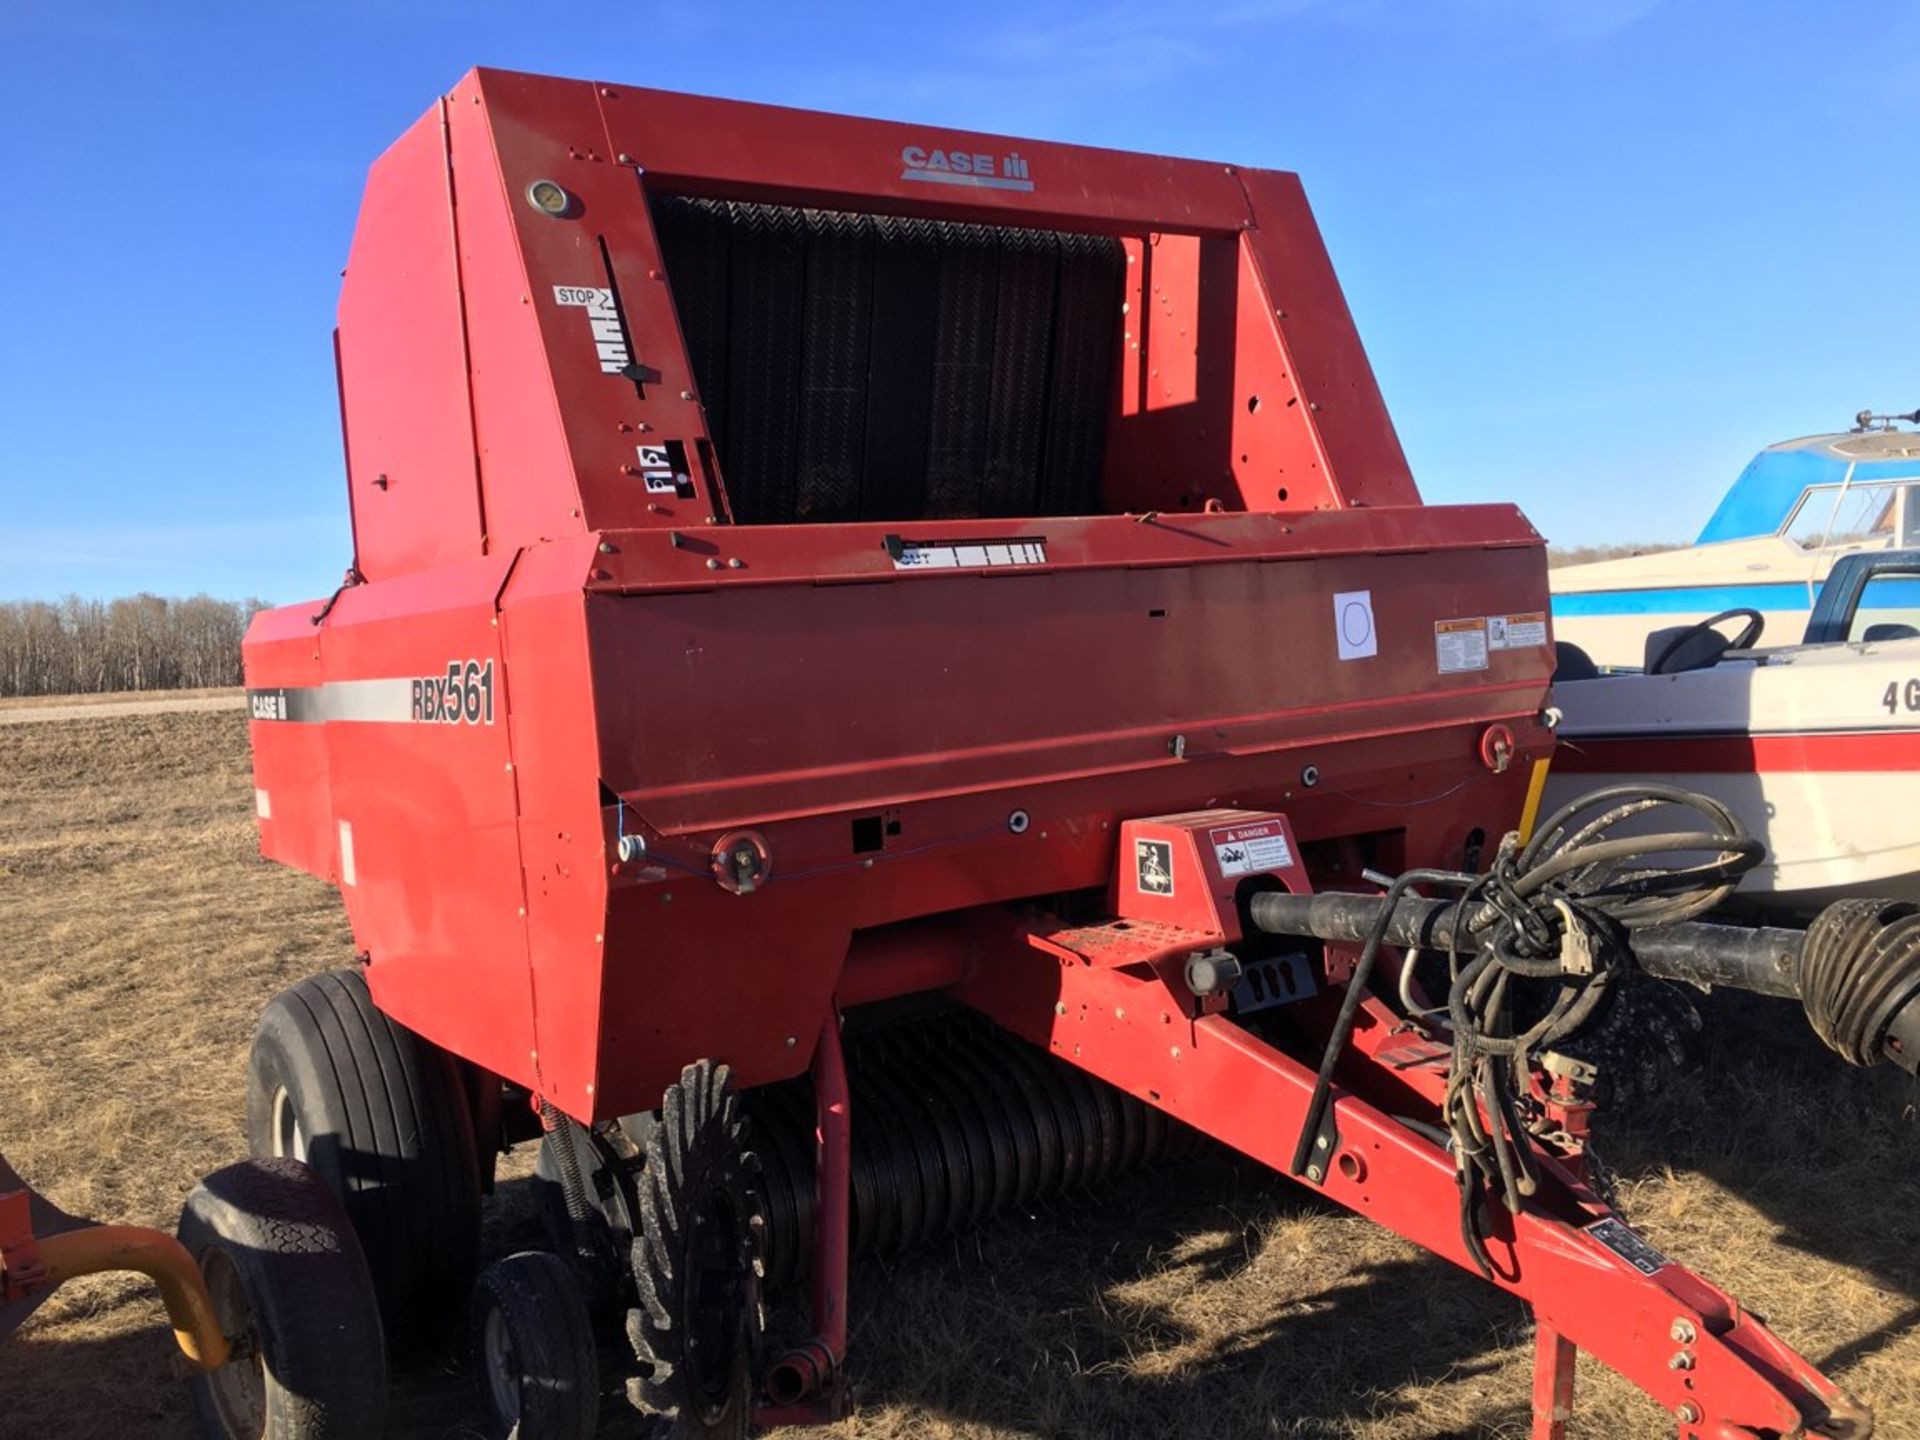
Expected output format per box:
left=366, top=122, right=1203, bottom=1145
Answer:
left=199, top=1248, right=268, bottom=1437
left=482, top=1304, right=521, bottom=1425
left=269, top=1086, right=306, bottom=1162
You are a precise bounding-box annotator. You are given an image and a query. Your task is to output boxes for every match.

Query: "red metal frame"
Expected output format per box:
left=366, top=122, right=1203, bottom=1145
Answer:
left=242, top=69, right=1872, bottom=1436
left=248, top=66, right=1555, bottom=1119
left=947, top=819, right=1865, bottom=1438
left=762, top=1011, right=851, bottom=1423
left=1533, top=1324, right=1578, bottom=1440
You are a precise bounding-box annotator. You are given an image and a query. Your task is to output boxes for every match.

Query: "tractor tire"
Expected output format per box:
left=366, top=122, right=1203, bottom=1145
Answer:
left=625, top=1060, right=763, bottom=1440
left=469, top=1251, right=601, bottom=1440
left=245, top=967, right=481, bottom=1342
left=178, top=1157, right=387, bottom=1440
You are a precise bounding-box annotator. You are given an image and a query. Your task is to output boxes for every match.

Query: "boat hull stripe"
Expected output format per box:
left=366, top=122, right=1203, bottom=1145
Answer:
left=1552, top=577, right=1920, bottom=618
left=1556, top=729, right=1920, bottom=774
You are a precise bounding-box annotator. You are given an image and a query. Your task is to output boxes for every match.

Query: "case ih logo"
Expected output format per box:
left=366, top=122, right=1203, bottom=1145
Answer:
left=900, top=144, right=1034, bottom=193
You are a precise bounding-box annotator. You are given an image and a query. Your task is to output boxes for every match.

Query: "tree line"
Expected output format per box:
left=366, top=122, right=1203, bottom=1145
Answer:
left=0, top=595, right=267, bottom=698
left=1547, top=541, right=1679, bottom=568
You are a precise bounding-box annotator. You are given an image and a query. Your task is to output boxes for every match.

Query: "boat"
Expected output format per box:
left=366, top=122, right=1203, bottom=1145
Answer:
left=1551, top=409, right=1920, bottom=668
left=1547, top=547, right=1920, bottom=913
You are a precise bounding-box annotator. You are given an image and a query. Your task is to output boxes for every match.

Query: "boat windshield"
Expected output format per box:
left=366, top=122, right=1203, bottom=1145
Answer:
left=1780, top=478, right=1920, bottom=550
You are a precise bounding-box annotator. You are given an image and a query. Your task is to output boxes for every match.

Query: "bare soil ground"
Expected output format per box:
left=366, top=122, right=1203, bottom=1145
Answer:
left=0, top=686, right=242, bottom=711
left=0, top=688, right=244, bottom=725
left=1, top=709, right=1917, bottom=1438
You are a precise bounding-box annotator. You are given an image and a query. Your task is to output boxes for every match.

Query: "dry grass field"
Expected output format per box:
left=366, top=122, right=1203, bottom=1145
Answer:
left=2, top=705, right=1918, bottom=1437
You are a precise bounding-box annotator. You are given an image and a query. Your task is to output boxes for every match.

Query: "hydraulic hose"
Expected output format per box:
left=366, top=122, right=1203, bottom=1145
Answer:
left=1255, top=784, right=1762, bottom=1275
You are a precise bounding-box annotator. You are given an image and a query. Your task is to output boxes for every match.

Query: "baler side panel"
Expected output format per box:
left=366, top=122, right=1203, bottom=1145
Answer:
left=1237, top=169, right=1419, bottom=510
left=496, top=537, right=614, bottom=1119
left=445, top=73, right=584, bottom=556
left=313, top=555, right=538, bottom=1090
left=1229, top=237, right=1333, bottom=509
left=336, top=102, right=487, bottom=581
left=1105, top=232, right=1348, bottom=516
left=245, top=603, right=335, bottom=879
left=445, top=71, right=722, bottom=553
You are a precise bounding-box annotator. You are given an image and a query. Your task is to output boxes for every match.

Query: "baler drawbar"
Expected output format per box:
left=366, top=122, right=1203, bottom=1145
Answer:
left=230, top=67, right=1907, bottom=1439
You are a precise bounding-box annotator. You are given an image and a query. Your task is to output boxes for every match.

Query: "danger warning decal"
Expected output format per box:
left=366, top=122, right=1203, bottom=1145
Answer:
left=1208, top=821, right=1294, bottom=878
left=1434, top=617, right=1490, bottom=674
left=1489, top=612, right=1549, bottom=650
left=1134, top=838, right=1175, bottom=896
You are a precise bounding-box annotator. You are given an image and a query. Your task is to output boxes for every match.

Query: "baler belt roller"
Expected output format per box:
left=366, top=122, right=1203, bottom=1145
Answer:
left=650, top=197, right=1124, bottom=525
left=743, top=1014, right=1199, bottom=1287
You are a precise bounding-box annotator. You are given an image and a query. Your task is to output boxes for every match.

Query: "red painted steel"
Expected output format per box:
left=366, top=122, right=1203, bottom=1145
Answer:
left=765, top=1012, right=851, bottom=1420
left=1531, top=1323, right=1577, bottom=1440
left=248, top=66, right=1556, bottom=1116
left=952, top=907, right=1855, bottom=1437
left=242, top=68, right=1867, bottom=1435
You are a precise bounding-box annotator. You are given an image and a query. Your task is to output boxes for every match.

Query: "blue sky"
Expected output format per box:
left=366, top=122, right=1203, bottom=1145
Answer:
left=1, top=0, right=1914, bottom=602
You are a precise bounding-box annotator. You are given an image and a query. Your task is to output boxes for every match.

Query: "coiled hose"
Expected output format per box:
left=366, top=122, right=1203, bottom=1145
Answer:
left=1403, top=784, right=1761, bottom=1274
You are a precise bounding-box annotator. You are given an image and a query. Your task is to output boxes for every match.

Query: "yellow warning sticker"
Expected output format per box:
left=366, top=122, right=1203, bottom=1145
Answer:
left=1490, top=612, right=1549, bottom=650
left=1434, top=617, right=1490, bottom=674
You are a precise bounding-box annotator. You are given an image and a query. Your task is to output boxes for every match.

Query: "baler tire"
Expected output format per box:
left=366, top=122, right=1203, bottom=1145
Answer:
left=245, top=968, right=482, bottom=1344
left=178, top=1157, right=388, bottom=1440
left=625, top=1060, right=763, bottom=1440
left=469, top=1251, right=601, bottom=1440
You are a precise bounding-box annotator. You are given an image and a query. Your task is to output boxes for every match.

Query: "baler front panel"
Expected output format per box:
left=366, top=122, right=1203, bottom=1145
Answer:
left=569, top=511, right=1553, bottom=1109
left=588, top=522, right=1550, bottom=836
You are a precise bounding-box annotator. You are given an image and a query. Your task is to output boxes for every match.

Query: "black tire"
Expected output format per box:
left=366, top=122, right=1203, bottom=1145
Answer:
left=246, top=968, right=481, bottom=1340
left=469, top=1251, right=601, bottom=1440
left=625, top=1061, right=762, bottom=1440
left=178, top=1158, right=387, bottom=1439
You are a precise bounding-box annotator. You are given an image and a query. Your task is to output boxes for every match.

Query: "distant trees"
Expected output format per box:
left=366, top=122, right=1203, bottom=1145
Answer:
left=1547, top=542, right=1681, bottom=568
left=0, top=595, right=266, bottom=697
